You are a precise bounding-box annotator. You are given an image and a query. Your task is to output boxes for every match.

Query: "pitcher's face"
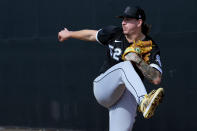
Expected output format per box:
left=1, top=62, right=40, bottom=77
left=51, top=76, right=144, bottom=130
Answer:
left=122, top=18, right=141, bottom=35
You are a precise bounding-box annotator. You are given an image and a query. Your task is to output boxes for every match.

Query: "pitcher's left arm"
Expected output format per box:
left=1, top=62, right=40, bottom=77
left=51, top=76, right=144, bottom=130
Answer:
left=125, top=52, right=161, bottom=85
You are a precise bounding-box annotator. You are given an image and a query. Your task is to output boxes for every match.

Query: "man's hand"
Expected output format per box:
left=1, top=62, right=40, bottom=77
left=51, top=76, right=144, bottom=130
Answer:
left=58, top=28, right=97, bottom=42
left=58, top=28, right=72, bottom=42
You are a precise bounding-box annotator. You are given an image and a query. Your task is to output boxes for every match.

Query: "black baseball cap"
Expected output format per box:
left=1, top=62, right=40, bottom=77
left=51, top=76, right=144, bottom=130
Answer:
left=117, top=6, right=146, bottom=21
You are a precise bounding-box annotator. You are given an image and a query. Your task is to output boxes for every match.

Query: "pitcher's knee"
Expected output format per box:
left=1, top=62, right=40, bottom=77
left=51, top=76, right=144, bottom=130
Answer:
left=93, top=85, right=125, bottom=108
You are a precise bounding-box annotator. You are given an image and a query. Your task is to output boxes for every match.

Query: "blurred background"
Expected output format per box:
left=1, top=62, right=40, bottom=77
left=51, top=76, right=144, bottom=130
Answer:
left=0, top=0, right=196, bottom=131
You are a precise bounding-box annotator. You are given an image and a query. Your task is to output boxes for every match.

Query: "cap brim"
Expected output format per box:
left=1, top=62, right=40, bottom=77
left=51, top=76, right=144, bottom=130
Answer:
left=116, top=15, right=124, bottom=18
left=116, top=14, right=128, bottom=18
left=115, top=16, right=124, bottom=18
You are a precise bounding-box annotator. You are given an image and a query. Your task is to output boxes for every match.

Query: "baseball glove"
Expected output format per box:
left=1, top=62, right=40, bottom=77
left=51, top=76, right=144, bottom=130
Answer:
left=122, top=40, right=153, bottom=62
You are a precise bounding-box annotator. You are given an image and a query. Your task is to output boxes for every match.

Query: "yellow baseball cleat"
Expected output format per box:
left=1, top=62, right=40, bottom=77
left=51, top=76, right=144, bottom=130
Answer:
left=139, top=88, right=164, bottom=119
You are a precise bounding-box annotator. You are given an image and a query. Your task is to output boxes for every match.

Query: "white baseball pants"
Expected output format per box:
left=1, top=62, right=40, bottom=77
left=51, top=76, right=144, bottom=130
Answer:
left=93, top=61, right=147, bottom=131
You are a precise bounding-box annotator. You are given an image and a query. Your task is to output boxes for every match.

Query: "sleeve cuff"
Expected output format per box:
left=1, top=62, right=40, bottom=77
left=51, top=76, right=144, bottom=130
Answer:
left=96, top=29, right=103, bottom=45
left=149, top=63, right=163, bottom=74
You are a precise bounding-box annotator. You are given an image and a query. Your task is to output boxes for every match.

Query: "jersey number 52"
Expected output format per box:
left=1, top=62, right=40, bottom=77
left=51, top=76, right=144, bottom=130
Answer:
left=109, top=45, right=122, bottom=61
